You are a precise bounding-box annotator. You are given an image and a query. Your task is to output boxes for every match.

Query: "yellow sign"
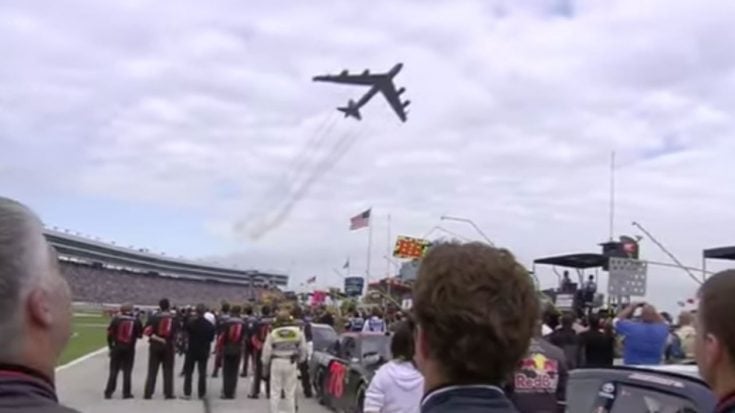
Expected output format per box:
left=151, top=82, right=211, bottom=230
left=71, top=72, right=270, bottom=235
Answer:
left=393, top=235, right=431, bottom=259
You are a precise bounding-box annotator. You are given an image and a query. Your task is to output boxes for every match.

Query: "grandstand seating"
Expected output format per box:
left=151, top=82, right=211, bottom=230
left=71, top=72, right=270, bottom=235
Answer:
left=60, top=261, right=264, bottom=306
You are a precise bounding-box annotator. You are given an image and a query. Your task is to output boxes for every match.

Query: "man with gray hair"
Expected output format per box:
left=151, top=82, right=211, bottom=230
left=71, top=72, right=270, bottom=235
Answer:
left=0, top=197, right=76, bottom=412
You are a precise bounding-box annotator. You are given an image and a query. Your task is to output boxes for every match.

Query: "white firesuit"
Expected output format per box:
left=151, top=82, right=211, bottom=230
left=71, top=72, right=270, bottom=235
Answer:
left=262, top=324, right=307, bottom=413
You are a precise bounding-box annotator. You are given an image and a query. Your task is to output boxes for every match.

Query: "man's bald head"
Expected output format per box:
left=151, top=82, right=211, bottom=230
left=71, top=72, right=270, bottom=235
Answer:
left=0, top=197, right=72, bottom=375
left=679, top=311, right=694, bottom=326
left=0, top=198, right=49, bottom=356
left=640, top=304, right=659, bottom=323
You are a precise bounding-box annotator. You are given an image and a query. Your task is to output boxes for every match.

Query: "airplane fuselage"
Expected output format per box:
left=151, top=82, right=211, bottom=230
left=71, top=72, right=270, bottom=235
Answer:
left=350, top=64, right=402, bottom=113
left=314, top=62, right=408, bottom=122
left=388, top=63, right=403, bottom=78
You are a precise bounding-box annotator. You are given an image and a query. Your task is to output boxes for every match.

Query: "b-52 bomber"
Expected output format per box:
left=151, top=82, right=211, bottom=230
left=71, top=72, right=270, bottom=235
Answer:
left=313, top=63, right=409, bottom=122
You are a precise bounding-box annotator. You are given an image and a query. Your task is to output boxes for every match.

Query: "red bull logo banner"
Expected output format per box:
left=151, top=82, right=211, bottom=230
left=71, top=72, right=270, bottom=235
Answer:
left=620, top=235, right=639, bottom=259
left=514, top=353, right=559, bottom=393
left=393, top=235, right=431, bottom=259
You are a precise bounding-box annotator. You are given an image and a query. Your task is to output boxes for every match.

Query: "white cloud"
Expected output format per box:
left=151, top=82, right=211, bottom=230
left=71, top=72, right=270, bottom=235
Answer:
left=2, top=0, right=735, bottom=313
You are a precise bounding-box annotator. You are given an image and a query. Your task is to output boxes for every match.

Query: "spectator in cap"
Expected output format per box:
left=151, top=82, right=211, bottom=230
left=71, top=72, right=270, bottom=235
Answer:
left=0, top=197, right=76, bottom=413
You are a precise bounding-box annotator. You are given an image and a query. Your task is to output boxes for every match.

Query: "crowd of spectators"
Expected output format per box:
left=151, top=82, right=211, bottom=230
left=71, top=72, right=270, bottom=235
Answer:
left=60, top=261, right=265, bottom=306
left=539, top=299, right=700, bottom=371
left=7, top=196, right=735, bottom=413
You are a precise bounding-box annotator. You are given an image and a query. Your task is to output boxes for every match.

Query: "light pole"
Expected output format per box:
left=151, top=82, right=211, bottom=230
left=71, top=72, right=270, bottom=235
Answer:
left=382, top=255, right=401, bottom=307
left=383, top=255, right=401, bottom=271
left=422, top=225, right=473, bottom=242
left=440, top=215, right=495, bottom=246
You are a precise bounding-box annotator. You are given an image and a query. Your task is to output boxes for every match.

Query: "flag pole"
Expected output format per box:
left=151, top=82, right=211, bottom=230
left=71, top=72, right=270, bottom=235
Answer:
left=609, top=150, right=616, bottom=241
left=386, top=214, right=392, bottom=307
left=366, top=213, right=373, bottom=282
left=386, top=214, right=392, bottom=278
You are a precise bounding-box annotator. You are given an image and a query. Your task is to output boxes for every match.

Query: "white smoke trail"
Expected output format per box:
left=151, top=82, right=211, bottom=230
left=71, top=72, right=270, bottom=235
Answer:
left=236, top=113, right=337, bottom=231
left=234, top=108, right=394, bottom=240
left=246, top=125, right=366, bottom=239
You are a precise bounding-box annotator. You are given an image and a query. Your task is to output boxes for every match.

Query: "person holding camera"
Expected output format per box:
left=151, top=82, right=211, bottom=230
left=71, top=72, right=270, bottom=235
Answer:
left=614, top=301, right=668, bottom=365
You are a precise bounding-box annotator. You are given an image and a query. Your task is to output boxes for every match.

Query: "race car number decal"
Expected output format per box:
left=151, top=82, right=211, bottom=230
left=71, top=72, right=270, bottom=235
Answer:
left=327, top=361, right=347, bottom=398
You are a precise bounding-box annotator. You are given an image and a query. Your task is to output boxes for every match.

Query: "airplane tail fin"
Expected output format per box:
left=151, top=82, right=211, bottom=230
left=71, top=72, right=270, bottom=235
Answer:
left=338, top=100, right=362, bottom=121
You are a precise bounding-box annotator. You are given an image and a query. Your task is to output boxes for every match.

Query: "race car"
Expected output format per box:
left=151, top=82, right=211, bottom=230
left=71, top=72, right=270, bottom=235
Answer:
left=311, top=332, right=392, bottom=413
left=566, top=365, right=715, bottom=412
left=310, top=323, right=339, bottom=354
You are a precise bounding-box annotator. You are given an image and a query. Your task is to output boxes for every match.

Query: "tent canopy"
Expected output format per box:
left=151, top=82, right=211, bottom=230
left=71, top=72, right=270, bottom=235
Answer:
left=703, top=246, right=735, bottom=261
left=533, top=253, right=606, bottom=269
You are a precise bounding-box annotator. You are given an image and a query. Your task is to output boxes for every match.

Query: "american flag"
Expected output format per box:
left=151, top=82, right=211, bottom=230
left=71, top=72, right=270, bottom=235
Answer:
left=349, top=209, right=371, bottom=230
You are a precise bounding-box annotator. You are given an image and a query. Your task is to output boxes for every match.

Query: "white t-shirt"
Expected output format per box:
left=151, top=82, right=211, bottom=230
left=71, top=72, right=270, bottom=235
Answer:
left=363, top=316, right=387, bottom=333
left=204, top=312, right=216, bottom=325
left=364, top=360, right=424, bottom=413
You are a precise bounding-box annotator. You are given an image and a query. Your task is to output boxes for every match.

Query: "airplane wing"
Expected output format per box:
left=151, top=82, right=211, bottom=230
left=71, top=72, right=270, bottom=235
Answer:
left=313, top=71, right=387, bottom=86
left=378, top=81, right=408, bottom=122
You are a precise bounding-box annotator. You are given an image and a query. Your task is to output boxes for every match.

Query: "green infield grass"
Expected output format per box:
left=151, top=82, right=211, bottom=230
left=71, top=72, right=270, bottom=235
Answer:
left=58, top=313, right=109, bottom=366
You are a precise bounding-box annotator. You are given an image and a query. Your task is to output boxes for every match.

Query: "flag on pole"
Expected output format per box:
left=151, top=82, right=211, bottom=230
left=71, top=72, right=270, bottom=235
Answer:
left=349, top=209, right=371, bottom=230
left=306, top=276, right=316, bottom=284
left=343, top=259, right=350, bottom=269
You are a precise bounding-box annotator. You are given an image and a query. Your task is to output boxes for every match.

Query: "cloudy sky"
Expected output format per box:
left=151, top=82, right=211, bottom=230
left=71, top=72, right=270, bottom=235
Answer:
left=2, top=0, right=734, bottom=312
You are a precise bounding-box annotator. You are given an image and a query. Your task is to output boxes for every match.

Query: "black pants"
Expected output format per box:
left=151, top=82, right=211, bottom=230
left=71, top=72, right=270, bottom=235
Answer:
left=241, top=341, right=253, bottom=377
left=221, top=353, right=242, bottom=399
left=212, top=351, right=222, bottom=377
left=250, top=350, right=270, bottom=397
left=144, top=345, right=175, bottom=398
left=104, top=348, right=135, bottom=397
left=180, top=352, right=191, bottom=375
left=298, top=360, right=312, bottom=397
left=183, top=352, right=209, bottom=398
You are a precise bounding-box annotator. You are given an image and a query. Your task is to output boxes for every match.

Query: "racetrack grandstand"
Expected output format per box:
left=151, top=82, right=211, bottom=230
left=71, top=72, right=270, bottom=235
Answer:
left=44, top=228, right=288, bottom=306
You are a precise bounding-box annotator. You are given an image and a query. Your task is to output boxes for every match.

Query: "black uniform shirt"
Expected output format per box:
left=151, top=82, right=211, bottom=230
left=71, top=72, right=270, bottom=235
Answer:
left=145, top=311, right=178, bottom=348
left=251, top=317, right=274, bottom=351
left=243, top=315, right=257, bottom=340
left=185, top=316, right=216, bottom=356
left=578, top=329, right=615, bottom=368
left=219, top=318, right=246, bottom=355
left=548, top=327, right=581, bottom=370
left=107, top=314, right=143, bottom=351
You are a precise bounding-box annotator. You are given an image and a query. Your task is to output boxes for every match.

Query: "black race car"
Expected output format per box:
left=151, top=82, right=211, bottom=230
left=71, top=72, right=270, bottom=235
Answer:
left=566, top=365, right=715, bottom=412
left=311, top=332, right=391, bottom=413
left=311, top=323, right=339, bottom=353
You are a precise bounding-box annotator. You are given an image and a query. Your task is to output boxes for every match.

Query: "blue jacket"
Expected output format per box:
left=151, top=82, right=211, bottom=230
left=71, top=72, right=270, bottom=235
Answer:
left=421, top=385, right=518, bottom=413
